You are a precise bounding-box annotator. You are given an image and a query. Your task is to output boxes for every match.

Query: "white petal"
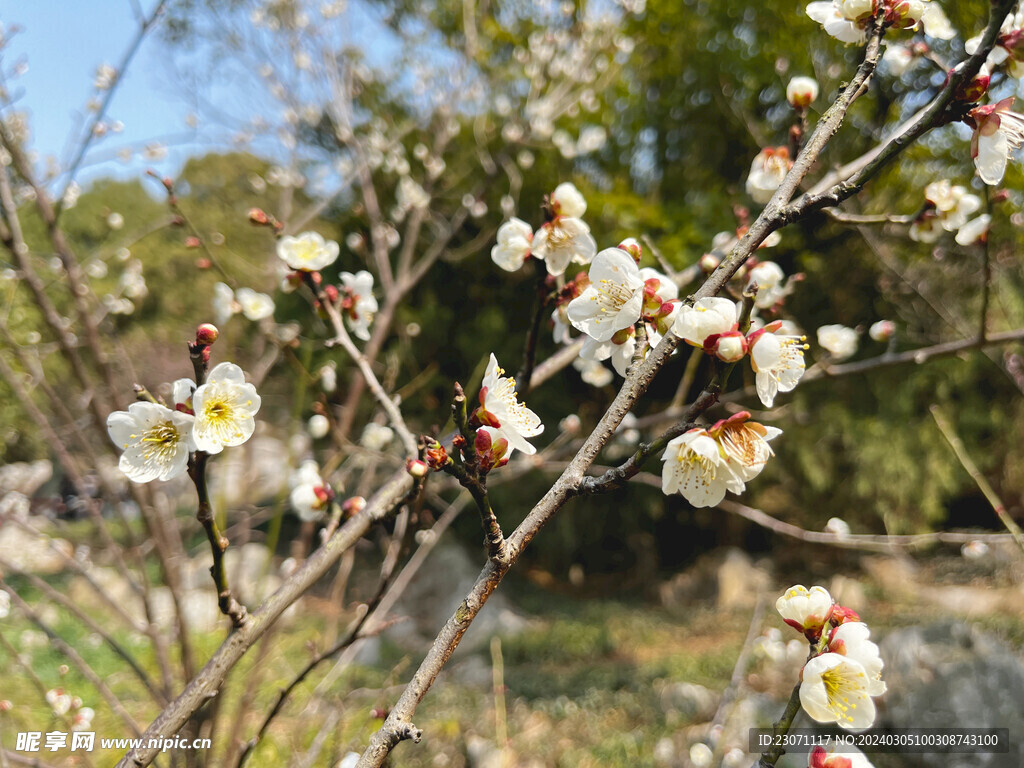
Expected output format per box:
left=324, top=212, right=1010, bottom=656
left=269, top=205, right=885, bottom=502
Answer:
left=976, top=130, right=1009, bottom=185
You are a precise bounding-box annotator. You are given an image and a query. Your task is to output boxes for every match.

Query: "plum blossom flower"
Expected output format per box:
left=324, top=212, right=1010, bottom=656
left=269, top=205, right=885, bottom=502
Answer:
left=491, top=217, right=533, bottom=272
left=550, top=181, right=587, bottom=218
left=805, top=1, right=872, bottom=45
left=277, top=231, right=340, bottom=271
left=955, top=214, right=992, bottom=246
left=809, top=745, right=875, bottom=768
left=532, top=216, right=597, bottom=276
left=919, top=3, right=955, bottom=39
left=361, top=422, right=395, bottom=451
left=235, top=287, right=275, bottom=321
left=289, top=461, right=332, bottom=522
left=817, top=324, right=859, bottom=360
left=45, top=689, right=72, bottom=716
left=476, top=354, right=544, bottom=455
left=580, top=329, right=635, bottom=377
left=0, top=591, right=8, bottom=619
left=673, top=297, right=738, bottom=347
left=787, top=76, right=819, bottom=109
left=567, top=247, right=646, bottom=342
left=882, top=42, right=915, bottom=75
left=747, top=261, right=795, bottom=310
left=339, top=270, right=378, bottom=341
left=191, top=362, right=261, bottom=454
left=827, top=622, right=886, bottom=690
left=661, top=428, right=744, bottom=508
left=966, top=9, right=1024, bottom=77
left=212, top=282, right=238, bottom=324
left=800, top=652, right=885, bottom=730
left=777, top=585, right=834, bottom=637
left=107, top=402, right=196, bottom=483
left=923, top=180, right=982, bottom=232
left=747, top=323, right=808, bottom=407
left=969, top=98, right=1024, bottom=185
left=746, top=146, right=792, bottom=204
left=709, top=412, right=782, bottom=483
left=573, top=356, right=615, bottom=387
left=71, top=707, right=95, bottom=731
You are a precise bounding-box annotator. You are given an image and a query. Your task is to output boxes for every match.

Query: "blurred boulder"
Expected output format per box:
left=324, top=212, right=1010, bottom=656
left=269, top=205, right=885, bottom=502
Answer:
left=879, top=622, right=1024, bottom=768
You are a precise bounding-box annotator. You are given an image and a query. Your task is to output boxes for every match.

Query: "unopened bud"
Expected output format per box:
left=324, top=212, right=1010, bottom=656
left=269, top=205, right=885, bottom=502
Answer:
left=868, top=320, right=896, bottom=342
left=830, top=605, right=861, bottom=626
left=617, top=237, right=642, bottom=263
left=195, top=257, right=212, bottom=270
left=406, top=458, right=429, bottom=478
left=196, top=323, right=220, bottom=345
left=342, top=496, right=366, bottom=516
left=706, top=331, right=747, bottom=363
left=248, top=207, right=270, bottom=225
left=323, top=284, right=339, bottom=303
left=184, top=236, right=201, bottom=249
left=0, top=700, right=11, bottom=711
left=786, top=76, right=819, bottom=109
left=699, top=253, right=720, bottom=273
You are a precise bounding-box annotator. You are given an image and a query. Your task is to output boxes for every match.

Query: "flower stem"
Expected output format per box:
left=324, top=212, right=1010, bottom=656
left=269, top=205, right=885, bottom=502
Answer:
left=757, top=683, right=802, bottom=767
left=188, top=452, right=249, bottom=628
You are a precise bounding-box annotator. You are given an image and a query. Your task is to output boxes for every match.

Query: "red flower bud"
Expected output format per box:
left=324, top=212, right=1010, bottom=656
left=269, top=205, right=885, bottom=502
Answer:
left=195, top=323, right=219, bottom=345
left=184, top=236, right=201, bottom=249
left=248, top=208, right=270, bottom=225
left=406, top=458, right=429, bottom=478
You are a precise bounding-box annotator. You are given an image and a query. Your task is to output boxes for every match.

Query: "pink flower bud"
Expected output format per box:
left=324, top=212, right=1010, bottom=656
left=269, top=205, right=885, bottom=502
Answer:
left=704, top=331, right=747, bottom=363
left=248, top=207, right=270, bottom=225
left=185, top=236, right=201, bottom=249
left=829, top=605, right=861, bottom=626
left=195, top=323, right=219, bottom=345
left=868, top=320, right=895, bottom=342
left=406, top=459, right=429, bottom=478
left=342, top=496, right=366, bottom=516
left=617, top=237, right=642, bottom=263
left=0, top=700, right=11, bottom=711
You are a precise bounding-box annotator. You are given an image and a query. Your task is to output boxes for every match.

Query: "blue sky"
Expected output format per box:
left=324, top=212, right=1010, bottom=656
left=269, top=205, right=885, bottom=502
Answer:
left=0, top=1, right=226, bottom=190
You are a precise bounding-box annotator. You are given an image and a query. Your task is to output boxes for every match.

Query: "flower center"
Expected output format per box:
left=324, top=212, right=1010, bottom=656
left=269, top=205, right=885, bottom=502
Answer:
left=141, top=421, right=181, bottom=463
left=820, top=664, right=865, bottom=724
left=591, top=279, right=634, bottom=314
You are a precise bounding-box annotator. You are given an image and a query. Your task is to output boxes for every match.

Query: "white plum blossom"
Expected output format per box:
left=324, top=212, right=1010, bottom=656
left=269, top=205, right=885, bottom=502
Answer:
left=213, top=282, right=238, bottom=324
left=277, top=231, right=340, bottom=271
left=776, top=585, right=834, bottom=636
left=827, top=622, right=886, bottom=691
left=712, top=413, right=782, bottom=483
left=580, top=331, right=636, bottom=378
left=747, top=261, right=794, bottom=309
left=550, top=181, right=587, bottom=218
left=289, top=461, right=331, bottom=522
left=805, top=1, right=870, bottom=45
left=786, top=76, right=819, bottom=109
left=361, top=422, right=395, bottom=451
left=923, top=180, right=982, bottom=232
left=532, top=216, right=598, bottom=276
left=71, top=707, right=95, bottom=731
left=567, top=247, right=646, bottom=342
left=340, top=270, right=378, bottom=341
left=0, top=591, right=10, bottom=619
left=748, top=324, right=808, bottom=407
left=809, top=745, right=875, bottom=768
left=882, top=42, right=915, bottom=75
left=491, top=217, right=533, bottom=272
left=746, top=147, right=792, bottom=204
left=235, top=287, right=275, bottom=321
left=477, top=354, right=544, bottom=455
left=191, top=363, right=261, bottom=454
left=920, top=3, right=955, bottom=39
left=817, top=324, right=859, bottom=361
left=573, top=356, right=615, bottom=387
left=106, top=402, right=196, bottom=483
left=661, top=428, right=744, bottom=508
left=689, top=743, right=713, bottom=768
left=673, top=297, right=737, bottom=347
left=800, top=653, right=884, bottom=730
left=319, top=363, right=337, bottom=393
left=908, top=213, right=943, bottom=243
left=955, top=214, right=991, bottom=246
left=970, top=98, right=1024, bottom=186
left=45, top=689, right=72, bottom=716
left=965, top=9, right=1024, bottom=78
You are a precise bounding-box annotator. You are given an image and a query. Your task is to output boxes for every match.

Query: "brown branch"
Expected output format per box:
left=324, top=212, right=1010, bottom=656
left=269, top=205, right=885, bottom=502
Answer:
left=116, top=467, right=415, bottom=768
left=930, top=406, right=1024, bottom=554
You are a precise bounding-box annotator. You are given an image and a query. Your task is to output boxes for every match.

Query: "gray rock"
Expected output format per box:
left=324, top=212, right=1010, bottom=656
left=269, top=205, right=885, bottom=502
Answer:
left=878, top=622, right=1024, bottom=768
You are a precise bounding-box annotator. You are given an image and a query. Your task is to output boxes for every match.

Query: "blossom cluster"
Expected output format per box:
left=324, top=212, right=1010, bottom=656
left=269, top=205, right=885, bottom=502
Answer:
left=661, top=412, right=781, bottom=508
left=45, top=688, right=94, bottom=731
left=106, top=360, right=261, bottom=483
left=776, top=585, right=887, bottom=731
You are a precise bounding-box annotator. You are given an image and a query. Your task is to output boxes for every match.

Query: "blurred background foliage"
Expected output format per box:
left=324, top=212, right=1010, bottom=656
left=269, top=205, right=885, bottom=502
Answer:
left=3, top=0, right=1023, bottom=583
